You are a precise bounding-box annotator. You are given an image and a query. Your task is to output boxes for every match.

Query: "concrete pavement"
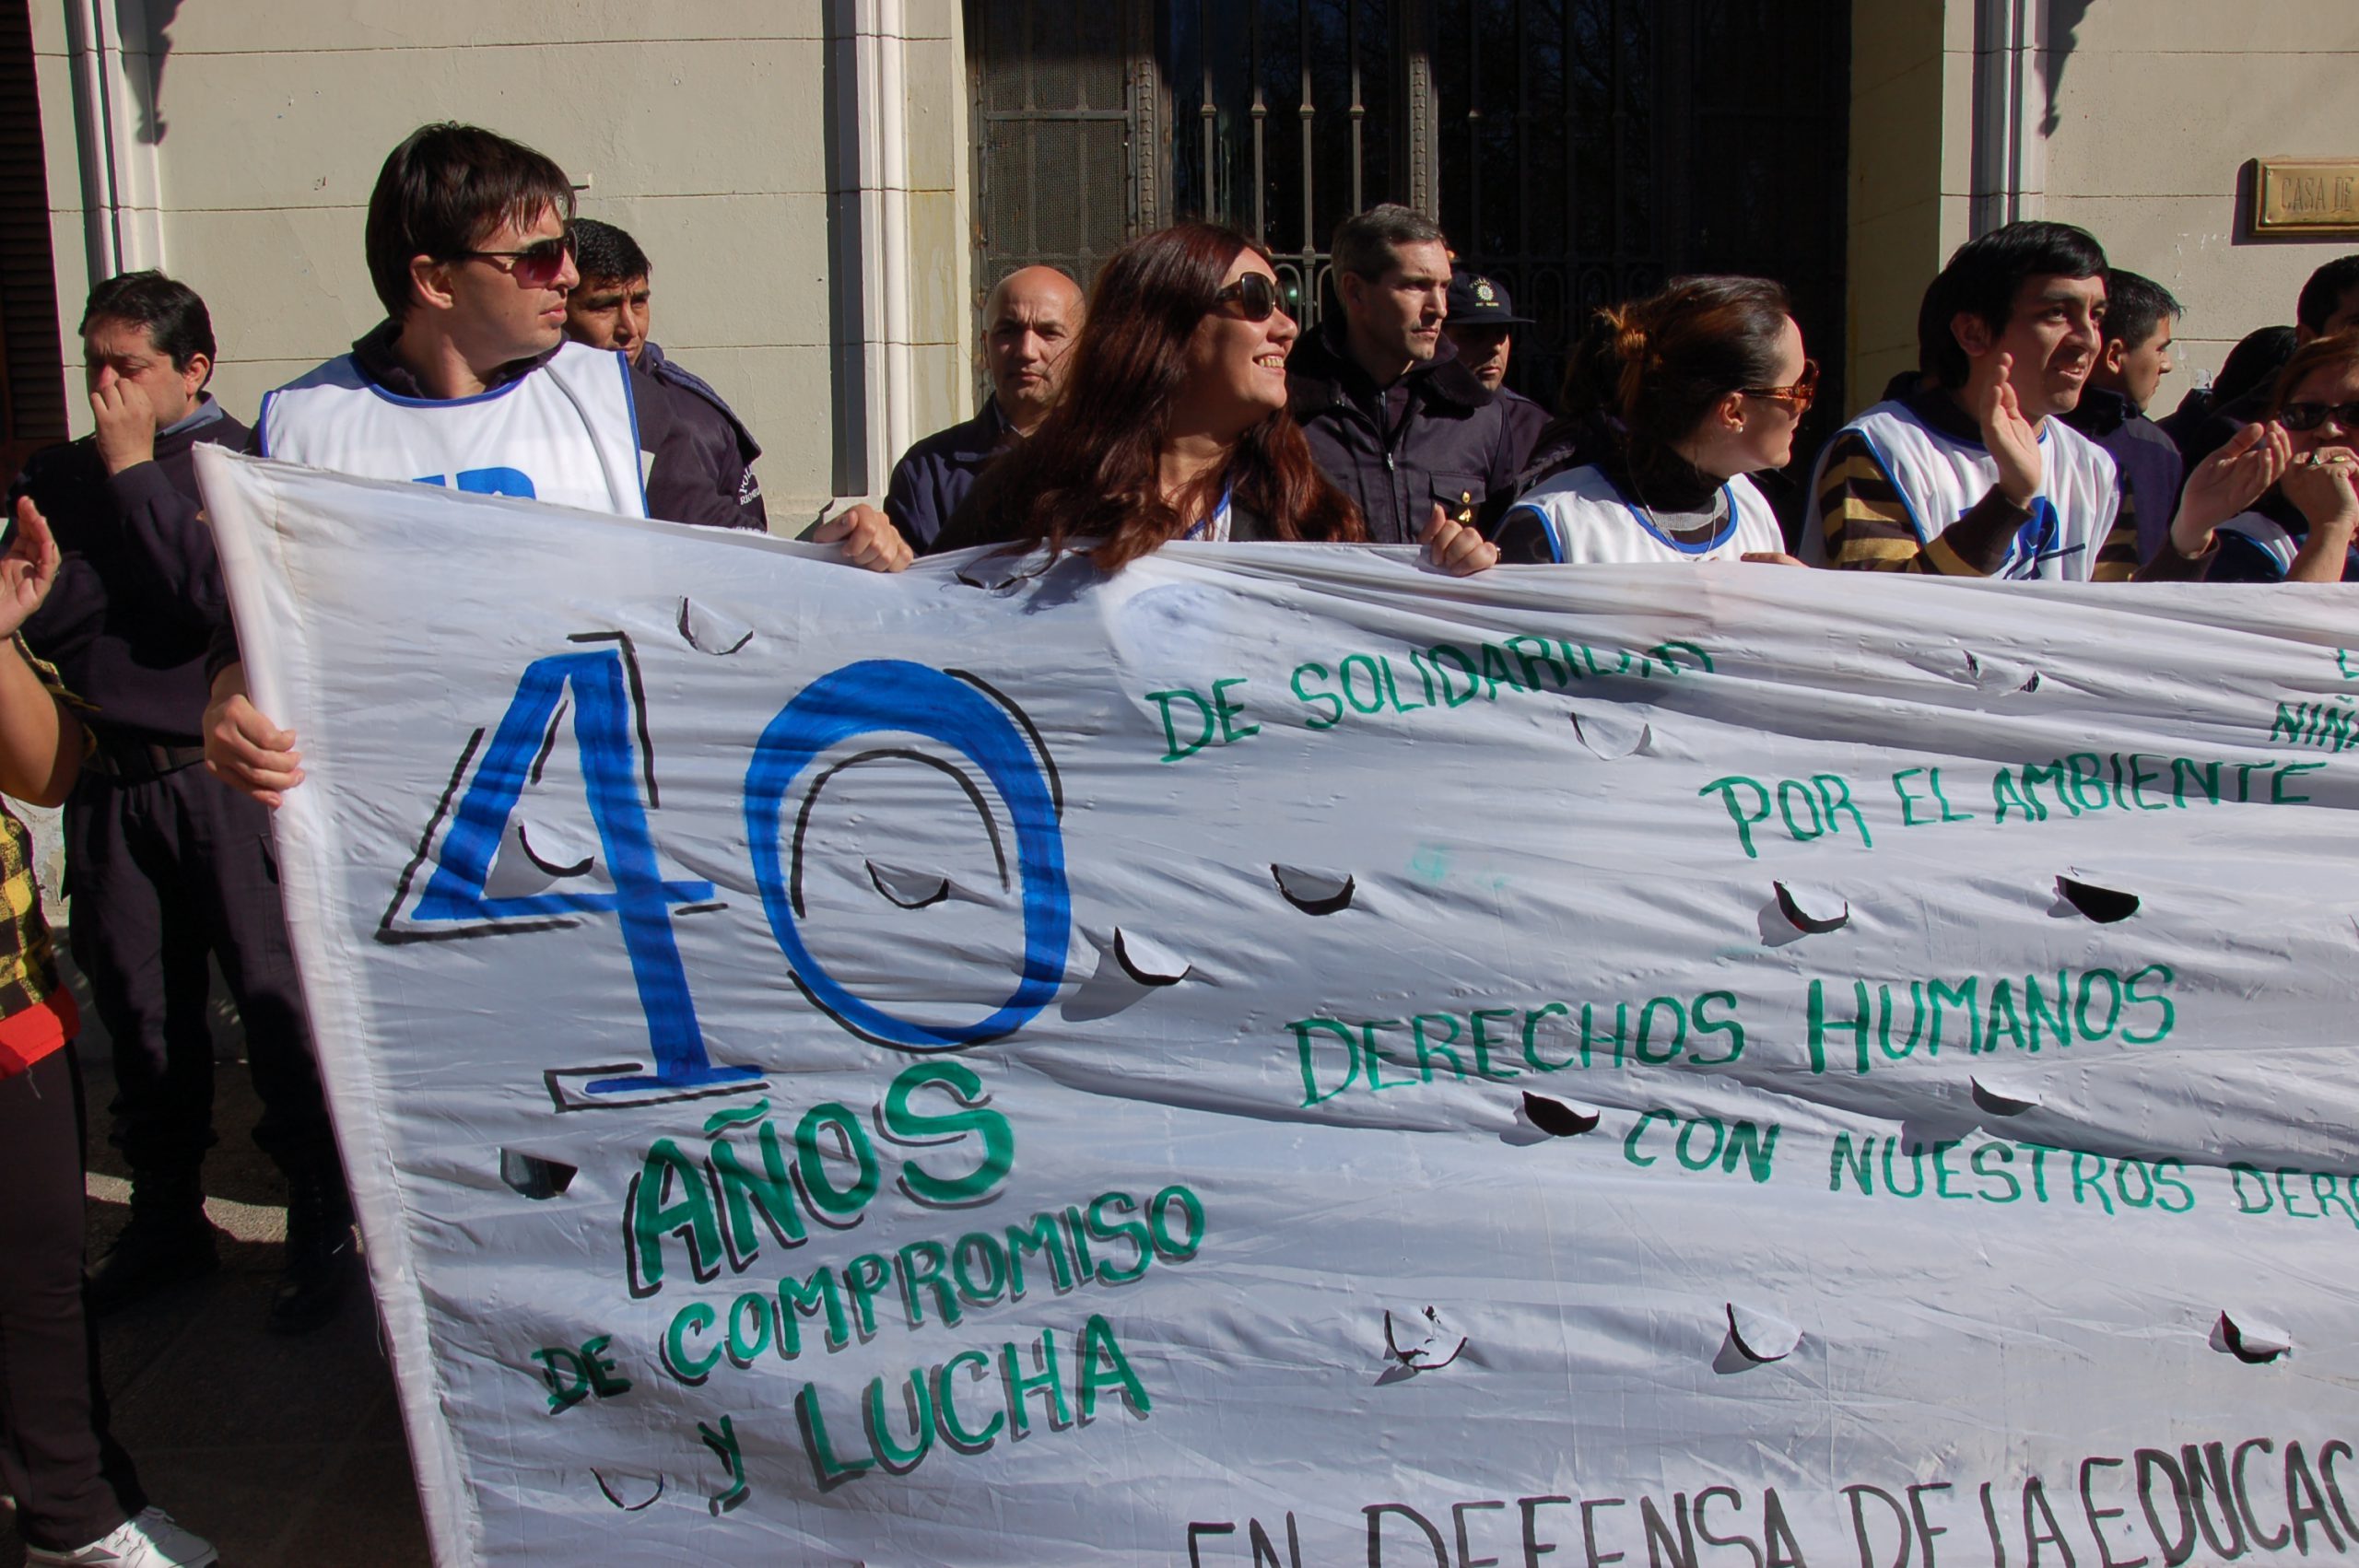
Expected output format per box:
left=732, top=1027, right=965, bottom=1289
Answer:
left=1, top=956, right=430, bottom=1568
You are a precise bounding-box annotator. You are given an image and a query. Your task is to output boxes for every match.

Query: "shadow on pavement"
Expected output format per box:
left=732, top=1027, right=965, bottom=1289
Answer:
left=2, top=951, right=430, bottom=1568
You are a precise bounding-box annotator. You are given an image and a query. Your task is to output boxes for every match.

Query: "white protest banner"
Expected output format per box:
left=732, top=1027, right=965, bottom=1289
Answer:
left=196, top=445, right=2359, bottom=1568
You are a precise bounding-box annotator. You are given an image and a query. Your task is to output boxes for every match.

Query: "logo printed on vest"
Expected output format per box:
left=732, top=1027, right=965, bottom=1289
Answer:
left=415, top=467, right=539, bottom=499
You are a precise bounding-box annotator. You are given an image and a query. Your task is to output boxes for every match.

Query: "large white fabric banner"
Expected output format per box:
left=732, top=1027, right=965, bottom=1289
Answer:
left=197, top=447, right=2359, bottom=1568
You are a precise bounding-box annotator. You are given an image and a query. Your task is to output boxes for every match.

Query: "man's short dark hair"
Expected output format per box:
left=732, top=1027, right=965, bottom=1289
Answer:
left=1917, top=219, right=2107, bottom=388
left=365, top=123, right=577, bottom=319
left=571, top=218, right=650, bottom=286
left=2295, top=255, right=2359, bottom=335
left=78, top=271, right=215, bottom=383
left=2102, top=269, right=2183, bottom=354
left=1331, top=204, right=1447, bottom=281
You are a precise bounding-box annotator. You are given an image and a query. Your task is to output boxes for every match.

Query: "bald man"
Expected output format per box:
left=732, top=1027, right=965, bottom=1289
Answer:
left=886, top=265, right=1084, bottom=549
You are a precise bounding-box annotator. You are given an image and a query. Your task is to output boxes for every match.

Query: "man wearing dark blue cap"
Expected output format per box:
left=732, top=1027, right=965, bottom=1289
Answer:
left=1445, top=270, right=1548, bottom=474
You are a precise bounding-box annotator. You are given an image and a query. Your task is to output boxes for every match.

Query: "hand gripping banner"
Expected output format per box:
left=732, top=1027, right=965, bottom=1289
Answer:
left=197, top=447, right=2359, bottom=1568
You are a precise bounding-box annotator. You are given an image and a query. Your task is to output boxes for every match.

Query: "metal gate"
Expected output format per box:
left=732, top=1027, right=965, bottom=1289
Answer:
left=968, top=0, right=1849, bottom=448
left=1432, top=0, right=1852, bottom=456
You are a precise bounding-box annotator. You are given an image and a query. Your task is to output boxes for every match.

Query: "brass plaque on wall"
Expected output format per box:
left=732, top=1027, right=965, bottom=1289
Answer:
left=2253, top=158, right=2359, bottom=236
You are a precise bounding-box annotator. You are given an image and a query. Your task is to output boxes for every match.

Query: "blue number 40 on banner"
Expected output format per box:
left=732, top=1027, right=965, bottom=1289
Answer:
left=381, top=635, right=1070, bottom=1105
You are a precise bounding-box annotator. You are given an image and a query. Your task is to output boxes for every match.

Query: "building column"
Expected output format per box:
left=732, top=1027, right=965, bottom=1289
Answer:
left=1969, top=0, right=2046, bottom=234
left=826, top=0, right=918, bottom=508
left=64, top=0, right=166, bottom=283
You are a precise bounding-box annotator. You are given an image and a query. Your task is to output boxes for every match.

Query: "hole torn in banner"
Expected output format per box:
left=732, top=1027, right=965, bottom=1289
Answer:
left=499, top=1150, right=578, bottom=1199
left=868, top=860, right=953, bottom=910
left=1570, top=708, right=1652, bottom=759
left=1970, top=1077, right=2043, bottom=1117
left=2056, top=873, right=2141, bottom=924
left=1273, top=863, right=1356, bottom=916
left=676, top=597, right=754, bottom=656
left=1112, top=927, right=1191, bottom=986
left=1725, top=1302, right=1802, bottom=1363
left=2216, top=1311, right=2292, bottom=1363
left=1383, top=1306, right=1468, bottom=1375
left=1521, top=1092, right=1602, bottom=1137
left=1773, top=882, right=1849, bottom=934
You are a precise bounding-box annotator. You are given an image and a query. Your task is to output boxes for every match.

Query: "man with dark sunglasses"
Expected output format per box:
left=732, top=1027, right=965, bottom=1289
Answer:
left=1285, top=205, right=1522, bottom=544
left=211, top=123, right=910, bottom=788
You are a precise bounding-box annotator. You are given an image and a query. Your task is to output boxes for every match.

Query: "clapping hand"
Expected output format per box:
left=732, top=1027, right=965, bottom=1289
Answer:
left=1965, top=349, right=2041, bottom=508
left=2166, top=421, right=2293, bottom=557
left=0, top=497, right=61, bottom=638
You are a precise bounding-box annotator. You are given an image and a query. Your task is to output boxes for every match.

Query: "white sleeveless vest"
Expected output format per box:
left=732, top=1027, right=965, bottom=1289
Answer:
left=257, top=340, right=649, bottom=518
left=1502, top=464, right=1785, bottom=564
left=1806, top=399, right=2120, bottom=579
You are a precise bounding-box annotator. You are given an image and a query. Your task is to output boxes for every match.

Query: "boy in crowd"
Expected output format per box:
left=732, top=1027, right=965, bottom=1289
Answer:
left=1806, top=220, right=2136, bottom=580
left=2060, top=268, right=2186, bottom=564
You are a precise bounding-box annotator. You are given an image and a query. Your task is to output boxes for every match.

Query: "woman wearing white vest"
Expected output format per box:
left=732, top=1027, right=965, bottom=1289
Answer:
left=1492, top=275, right=1806, bottom=566
left=203, top=123, right=909, bottom=806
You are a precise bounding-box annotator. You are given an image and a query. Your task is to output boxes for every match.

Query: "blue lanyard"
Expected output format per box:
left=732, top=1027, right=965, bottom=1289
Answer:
left=1181, top=486, right=1235, bottom=542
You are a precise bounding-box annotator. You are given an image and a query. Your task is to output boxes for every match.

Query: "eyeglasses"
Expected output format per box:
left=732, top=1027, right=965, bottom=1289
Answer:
left=448, top=229, right=577, bottom=287
left=1212, top=273, right=1284, bottom=323
left=1741, top=358, right=1819, bottom=412
left=2277, top=400, right=2359, bottom=434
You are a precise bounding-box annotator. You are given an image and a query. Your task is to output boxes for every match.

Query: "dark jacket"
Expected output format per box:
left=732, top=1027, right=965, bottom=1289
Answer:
left=1286, top=322, right=1521, bottom=543
left=887, top=399, right=1010, bottom=550
left=16, top=397, right=251, bottom=743
left=2060, top=387, right=2185, bottom=565
left=1496, top=387, right=1551, bottom=480
left=2163, top=383, right=2271, bottom=474
left=638, top=341, right=766, bottom=531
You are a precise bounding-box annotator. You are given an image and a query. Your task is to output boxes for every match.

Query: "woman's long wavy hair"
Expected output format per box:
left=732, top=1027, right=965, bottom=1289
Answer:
left=955, top=223, right=1362, bottom=570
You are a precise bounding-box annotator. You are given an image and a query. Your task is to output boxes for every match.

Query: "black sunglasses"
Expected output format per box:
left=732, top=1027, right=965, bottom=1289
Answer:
left=448, top=229, right=577, bottom=285
left=1212, top=273, right=1283, bottom=322
left=2278, top=400, right=2359, bottom=434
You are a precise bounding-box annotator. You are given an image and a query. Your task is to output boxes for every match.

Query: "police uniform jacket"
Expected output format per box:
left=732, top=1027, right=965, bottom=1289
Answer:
left=638, top=340, right=766, bottom=531
left=1285, top=322, right=1521, bottom=544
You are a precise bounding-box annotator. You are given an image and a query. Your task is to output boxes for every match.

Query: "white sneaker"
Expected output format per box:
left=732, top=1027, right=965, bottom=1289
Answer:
left=25, top=1506, right=218, bottom=1567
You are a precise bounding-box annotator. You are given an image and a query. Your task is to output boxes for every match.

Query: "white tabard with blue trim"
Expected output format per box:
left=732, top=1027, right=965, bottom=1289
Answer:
left=1805, top=398, right=2120, bottom=579
left=258, top=340, right=649, bottom=519
left=1500, top=463, right=1784, bottom=564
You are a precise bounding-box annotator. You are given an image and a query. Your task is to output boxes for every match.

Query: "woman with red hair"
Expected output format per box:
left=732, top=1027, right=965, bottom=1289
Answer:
left=933, top=223, right=1495, bottom=574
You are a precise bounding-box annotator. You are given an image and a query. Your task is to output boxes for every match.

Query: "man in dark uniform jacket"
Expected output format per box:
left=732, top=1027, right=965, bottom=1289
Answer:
left=12, top=272, right=345, bottom=1333
left=1443, top=270, right=1549, bottom=477
left=565, top=217, right=768, bottom=530
left=1287, top=205, right=1520, bottom=542
left=886, top=265, right=1084, bottom=550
